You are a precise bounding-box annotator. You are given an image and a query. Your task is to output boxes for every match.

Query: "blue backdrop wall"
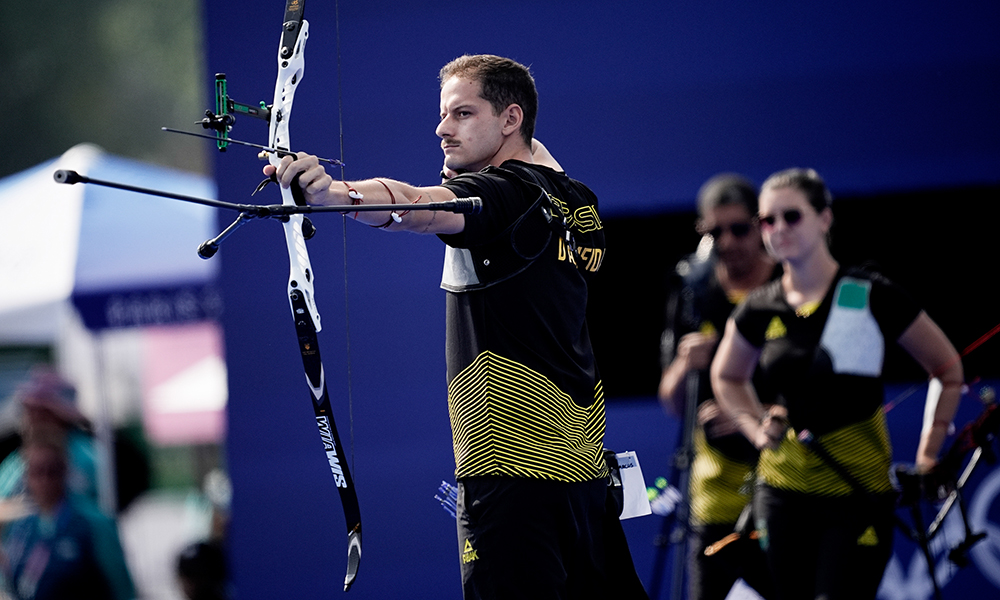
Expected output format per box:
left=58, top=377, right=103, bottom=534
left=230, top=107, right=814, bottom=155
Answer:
left=203, top=2, right=1000, bottom=598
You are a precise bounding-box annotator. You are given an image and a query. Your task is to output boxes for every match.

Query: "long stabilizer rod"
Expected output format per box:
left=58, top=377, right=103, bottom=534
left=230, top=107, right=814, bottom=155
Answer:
left=53, top=170, right=482, bottom=215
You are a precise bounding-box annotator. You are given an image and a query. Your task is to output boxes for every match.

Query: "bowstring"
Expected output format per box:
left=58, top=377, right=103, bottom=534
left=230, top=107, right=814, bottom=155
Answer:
left=333, top=0, right=356, bottom=479
left=883, top=320, right=1000, bottom=414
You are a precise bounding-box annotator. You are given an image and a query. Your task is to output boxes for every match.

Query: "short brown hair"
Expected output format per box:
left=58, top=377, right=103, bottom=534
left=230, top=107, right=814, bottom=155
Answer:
left=439, top=54, right=537, bottom=146
left=697, top=173, right=758, bottom=218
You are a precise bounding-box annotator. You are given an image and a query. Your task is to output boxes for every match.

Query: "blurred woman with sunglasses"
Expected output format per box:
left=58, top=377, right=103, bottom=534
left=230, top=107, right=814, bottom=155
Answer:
left=710, top=168, right=963, bottom=600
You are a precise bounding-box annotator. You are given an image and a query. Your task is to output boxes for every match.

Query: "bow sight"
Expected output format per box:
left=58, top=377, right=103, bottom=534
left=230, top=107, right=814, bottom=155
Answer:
left=201, top=73, right=272, bottom=152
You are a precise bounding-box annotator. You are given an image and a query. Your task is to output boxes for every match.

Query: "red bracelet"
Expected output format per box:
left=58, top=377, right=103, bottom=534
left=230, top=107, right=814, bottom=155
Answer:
left=371, top=179, right=397, bottom=229
left=397, top=195, right=420, bottom=220
left=341, top=181, right=363, bottom=219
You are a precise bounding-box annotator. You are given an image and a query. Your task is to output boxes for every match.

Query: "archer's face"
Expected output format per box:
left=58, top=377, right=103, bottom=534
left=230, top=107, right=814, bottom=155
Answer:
left=436, top=77, right=506, bottom=172
left=758, top=186, right=830, bottom=263
left=699, top=204, right=762, bottom=272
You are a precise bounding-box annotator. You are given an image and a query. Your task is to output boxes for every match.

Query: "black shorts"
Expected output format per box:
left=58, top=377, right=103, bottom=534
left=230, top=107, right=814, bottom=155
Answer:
left=753, top=485, right=894, bottom=600
left=457, top=475, right=643, bottom=600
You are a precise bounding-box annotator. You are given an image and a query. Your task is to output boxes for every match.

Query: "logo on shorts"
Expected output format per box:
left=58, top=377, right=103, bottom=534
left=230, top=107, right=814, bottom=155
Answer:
left=857, top=526, right=879, bottom=546
left=462, top=539, right=479, bottom=564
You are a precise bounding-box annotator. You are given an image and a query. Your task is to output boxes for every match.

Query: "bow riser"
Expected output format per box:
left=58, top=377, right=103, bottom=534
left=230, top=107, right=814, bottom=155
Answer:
left=268, top=3, right=361, bottom=591
left=267, top=16, right=322, bottom=334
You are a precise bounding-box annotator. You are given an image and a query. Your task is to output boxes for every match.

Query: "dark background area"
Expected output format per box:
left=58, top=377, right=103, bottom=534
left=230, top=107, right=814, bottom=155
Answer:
left=591, top=184, right=1000, bottom=399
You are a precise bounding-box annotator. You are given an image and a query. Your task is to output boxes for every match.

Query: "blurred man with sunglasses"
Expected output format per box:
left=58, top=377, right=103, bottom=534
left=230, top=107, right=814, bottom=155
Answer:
left=657, top=173, right=777, bottom=600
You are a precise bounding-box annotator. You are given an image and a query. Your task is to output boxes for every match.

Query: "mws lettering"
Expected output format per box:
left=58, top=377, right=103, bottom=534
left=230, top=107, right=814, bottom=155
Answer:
left=317, top=416, right=348, bottom=488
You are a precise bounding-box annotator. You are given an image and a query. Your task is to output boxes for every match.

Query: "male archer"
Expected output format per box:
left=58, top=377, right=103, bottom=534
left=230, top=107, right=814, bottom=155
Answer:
left=267, top=54, right=647, bottom=599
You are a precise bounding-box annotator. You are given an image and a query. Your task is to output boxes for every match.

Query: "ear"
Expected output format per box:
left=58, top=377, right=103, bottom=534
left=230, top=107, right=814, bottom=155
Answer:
left=500, top=104, right=523, bottom=138
left=819, top=206, right=834, bottom=233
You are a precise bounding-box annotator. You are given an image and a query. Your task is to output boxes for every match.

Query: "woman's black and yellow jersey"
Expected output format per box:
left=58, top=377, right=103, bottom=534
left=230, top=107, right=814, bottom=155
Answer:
left=732, top=267, right=922, bottom=496
left=439, top=160, right=607, bottom=483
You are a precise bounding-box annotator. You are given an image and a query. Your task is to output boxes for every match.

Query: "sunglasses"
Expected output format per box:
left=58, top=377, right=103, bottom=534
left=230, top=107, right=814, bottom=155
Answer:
left=757, top=209, right=803, bottom=229
left=703, top=222, right=752, bottom=239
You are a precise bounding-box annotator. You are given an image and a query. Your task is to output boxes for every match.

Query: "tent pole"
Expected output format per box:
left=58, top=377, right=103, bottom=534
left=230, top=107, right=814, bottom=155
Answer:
left=94, top=331, right=119, bottom=515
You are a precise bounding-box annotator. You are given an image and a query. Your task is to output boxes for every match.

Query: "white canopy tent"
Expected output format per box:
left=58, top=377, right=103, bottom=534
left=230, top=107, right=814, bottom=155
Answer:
left=0, top=143, right=222, bottom=341
left=0, top=143, right=227, bottom=512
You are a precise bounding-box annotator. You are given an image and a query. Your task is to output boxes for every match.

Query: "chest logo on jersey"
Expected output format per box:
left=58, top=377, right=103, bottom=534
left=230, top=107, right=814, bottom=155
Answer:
left=557, top=237, right=604, bottom=272
left=548, top=194, right=604, bottom=234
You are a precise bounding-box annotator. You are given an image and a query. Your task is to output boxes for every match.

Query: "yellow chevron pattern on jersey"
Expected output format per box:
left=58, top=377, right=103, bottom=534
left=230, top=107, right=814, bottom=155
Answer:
left=689, top=428, right=755, bottom=525
left=758, top=408, right=893, bottom=496
left=448, top=351, right=607, bottom=482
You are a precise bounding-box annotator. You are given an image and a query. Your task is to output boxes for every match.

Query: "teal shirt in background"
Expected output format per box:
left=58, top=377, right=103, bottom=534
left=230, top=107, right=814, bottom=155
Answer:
left=0, top=431, right=98, bottom=502
left=1, top=495, right=135, bottom=600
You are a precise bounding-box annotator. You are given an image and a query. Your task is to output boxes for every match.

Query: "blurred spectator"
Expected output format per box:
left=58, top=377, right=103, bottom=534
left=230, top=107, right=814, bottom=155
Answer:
left=176, top=541, right=227, bottom=600
left=658, top=174, right=777, bottom=600
left=176, top=468, right=231, bottom=600
left=0, top=368, right=98, bottom=503
left=0, top=367, right=149, bottom=513
left=0, top=438, right=135, bottom=600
